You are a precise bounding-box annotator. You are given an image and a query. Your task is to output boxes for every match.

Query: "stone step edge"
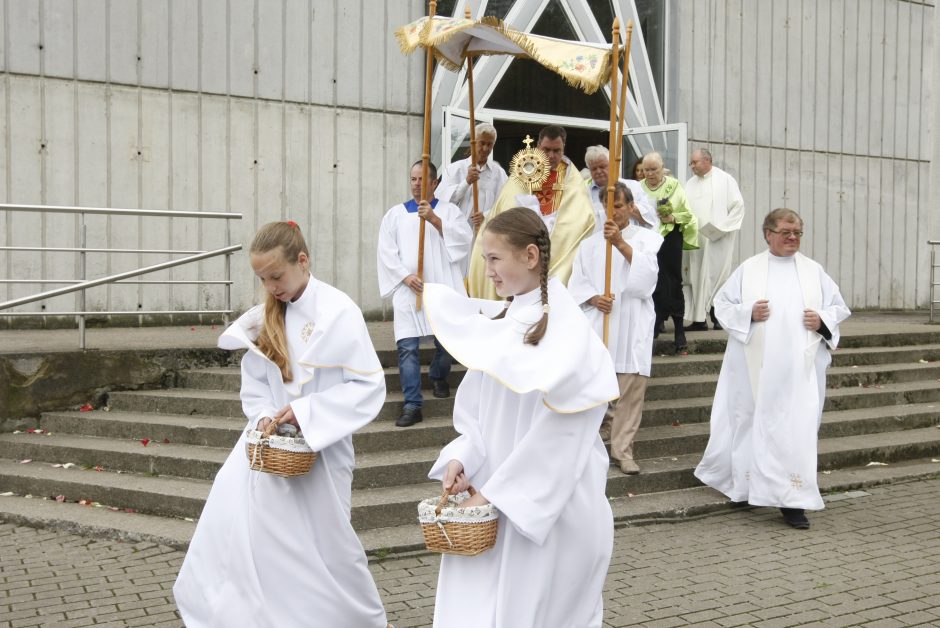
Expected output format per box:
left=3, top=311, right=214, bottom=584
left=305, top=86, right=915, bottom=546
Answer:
left=2, top=458, right=938, bottom=559
left=358, top=458, right=940, bottom=557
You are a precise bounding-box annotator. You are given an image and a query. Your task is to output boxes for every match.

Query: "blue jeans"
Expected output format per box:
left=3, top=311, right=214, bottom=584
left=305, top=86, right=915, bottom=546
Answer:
left=397, top=337, right=453, bottom=409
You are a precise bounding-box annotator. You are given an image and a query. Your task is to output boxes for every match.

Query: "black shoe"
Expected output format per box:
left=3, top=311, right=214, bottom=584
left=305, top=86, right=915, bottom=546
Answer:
left=431, top=379, right=450, bottom=399
left=730, top=500, right=749, bottom=508
left=709, top=307, right=722, bottom=331
left=780, top=507, right=810, bottom=529
left=683, top=321, right=708, bottom=332
left=395, top=406, right=423, bottom=428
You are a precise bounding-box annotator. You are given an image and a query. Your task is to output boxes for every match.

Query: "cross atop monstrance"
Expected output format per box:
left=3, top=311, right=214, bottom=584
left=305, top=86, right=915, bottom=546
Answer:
left=522, top=134, right=535, bottom=149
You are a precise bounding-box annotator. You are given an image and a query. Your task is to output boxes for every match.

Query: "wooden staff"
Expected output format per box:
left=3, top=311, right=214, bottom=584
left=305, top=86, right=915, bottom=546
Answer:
left=615, top=21, right=634, bottom=172
left=602, top=18, right=621, bottom=346
left=416, top=0, right=437, bottom=311
left=465, top=7, right=482, bottom=234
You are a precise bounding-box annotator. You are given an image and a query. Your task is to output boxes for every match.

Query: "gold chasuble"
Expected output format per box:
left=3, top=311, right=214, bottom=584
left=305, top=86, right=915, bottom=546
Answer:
left=467, top=159, right=596, bottom=300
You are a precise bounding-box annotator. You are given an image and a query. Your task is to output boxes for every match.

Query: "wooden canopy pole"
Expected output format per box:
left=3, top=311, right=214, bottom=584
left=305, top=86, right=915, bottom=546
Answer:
left=416, top=0, right=437, bottom=311
left=615, top=21, right=634, bottom=172
left=464, top=6, right=482, bottom=234
left=602, top=18, right=621, bottom=346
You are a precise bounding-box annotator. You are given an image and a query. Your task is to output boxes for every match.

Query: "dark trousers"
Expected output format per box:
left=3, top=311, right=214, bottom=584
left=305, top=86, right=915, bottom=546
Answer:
left=396, top=337, right=453, bottom=409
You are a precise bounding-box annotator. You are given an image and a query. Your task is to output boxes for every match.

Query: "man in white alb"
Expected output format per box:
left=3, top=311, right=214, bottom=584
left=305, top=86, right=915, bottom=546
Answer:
left=584, top=145, right=658, bottom=234
left=438, top=123, right=508, bottom=233
left=377, top=161, right=473, bottom=428
left=683, top=149, right=745, bottom=331
left=694, top=208, right=850, bottom=530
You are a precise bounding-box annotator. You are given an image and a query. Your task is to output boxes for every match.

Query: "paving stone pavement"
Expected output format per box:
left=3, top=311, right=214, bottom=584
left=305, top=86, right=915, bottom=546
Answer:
left=3, top=477, right=940, bottom=627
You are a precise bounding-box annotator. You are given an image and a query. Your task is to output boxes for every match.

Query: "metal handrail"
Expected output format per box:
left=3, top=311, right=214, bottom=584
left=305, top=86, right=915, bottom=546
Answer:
left=930, top=240, right=940, bottom=324
left=0, top=203, right=242, bottom=348
left=0, top=245, right=241, bottom=310
left=0, top=203, right=240, bottom=219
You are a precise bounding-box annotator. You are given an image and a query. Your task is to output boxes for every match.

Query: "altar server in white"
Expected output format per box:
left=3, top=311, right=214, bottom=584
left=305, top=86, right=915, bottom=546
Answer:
left=683, top=149, right=746, bottom=330
left=569, top=182, right=663, bottom=475
left=584, top=145, right=659, bottom=233
left=422, top=207, right=619, bottom=628
left=694, top=209, right=850, bottom=530
left=377, top=161, right=473, bottom=427
left=173, top=221, right=390, bottom=627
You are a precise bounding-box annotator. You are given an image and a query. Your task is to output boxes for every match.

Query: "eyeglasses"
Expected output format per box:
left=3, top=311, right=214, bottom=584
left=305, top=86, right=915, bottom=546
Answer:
left=768, top=229, right=803, bottom=238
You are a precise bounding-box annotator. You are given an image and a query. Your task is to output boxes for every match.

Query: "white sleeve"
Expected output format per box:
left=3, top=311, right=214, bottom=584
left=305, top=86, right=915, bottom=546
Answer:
left=428, top=370, right=487, bottom=481
left=290, top=369, right=386, bottom=451
left=377, top=211, right=410, bottom=298
left=816, top=268, right=851, bottom=350
left=239, top=351, right=280, bottom=429
left=713, top=265, right=756, bottom=345
left=566, top=242, right=599, bottom=308
left=439, top=204, right=474, bottom=265
left=621, top=248, right=659, bottom=299
left=720, top=175, right=746, bottom=233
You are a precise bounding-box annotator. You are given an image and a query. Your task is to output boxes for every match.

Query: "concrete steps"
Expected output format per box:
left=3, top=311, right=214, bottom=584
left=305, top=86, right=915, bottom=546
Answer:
left=1, top=327, right=939, bottom=556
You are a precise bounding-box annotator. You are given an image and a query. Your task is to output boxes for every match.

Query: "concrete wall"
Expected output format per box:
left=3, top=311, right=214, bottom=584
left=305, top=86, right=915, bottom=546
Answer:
left=0, top=0, right=425, bottom=320
left=1, top=0, right=936, bottom=318
left=669, top=0, right=935, bottom=309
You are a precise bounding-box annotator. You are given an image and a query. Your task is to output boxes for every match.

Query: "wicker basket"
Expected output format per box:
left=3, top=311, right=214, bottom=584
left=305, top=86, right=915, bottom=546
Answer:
left=418, top=487, right=498, bottom=556
left=245, top=422, right=317, bottom=478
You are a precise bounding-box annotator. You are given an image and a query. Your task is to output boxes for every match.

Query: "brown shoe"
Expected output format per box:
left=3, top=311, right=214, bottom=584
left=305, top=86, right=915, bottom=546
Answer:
left=619, top=459, right=640, bottom=475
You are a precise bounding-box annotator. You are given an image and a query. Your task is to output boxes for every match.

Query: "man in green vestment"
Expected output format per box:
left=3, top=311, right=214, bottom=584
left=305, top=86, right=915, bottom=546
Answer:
left=466, top=125, right=596, bottom=300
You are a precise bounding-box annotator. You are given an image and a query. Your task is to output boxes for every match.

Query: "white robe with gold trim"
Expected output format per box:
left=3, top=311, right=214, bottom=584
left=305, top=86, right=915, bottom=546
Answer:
left=694, top=251, right=850, bottom=510
left=173, top=277, right=388, bottom=628
left=423, top=279, right=619, bottom=628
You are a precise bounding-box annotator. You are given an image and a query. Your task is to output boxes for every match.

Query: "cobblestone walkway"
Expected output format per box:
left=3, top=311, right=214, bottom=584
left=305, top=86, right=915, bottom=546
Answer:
left=3, top=478, right=940, bottom=627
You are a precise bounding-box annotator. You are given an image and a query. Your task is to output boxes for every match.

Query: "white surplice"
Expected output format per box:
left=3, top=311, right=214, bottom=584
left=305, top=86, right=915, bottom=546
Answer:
left=376, top=199, right=472, bottom=340
left=173, top=277, right=388, bottom=628
left=422, top=279, right=619, bottom=628
left=568, top=227, right=663, bottom=375
left=694, top=251, right=851, bottom=510
left=683, top=166, right=746, bottom=322
left=587, top=178, right=660, bottom=235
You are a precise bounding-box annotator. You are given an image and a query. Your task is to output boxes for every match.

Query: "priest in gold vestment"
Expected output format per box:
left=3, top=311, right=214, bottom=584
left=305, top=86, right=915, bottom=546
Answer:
left=466, top=125, right=596, bottom=300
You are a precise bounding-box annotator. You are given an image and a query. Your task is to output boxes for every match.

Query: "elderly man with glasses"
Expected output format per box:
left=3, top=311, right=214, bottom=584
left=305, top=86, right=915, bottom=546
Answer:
left=694, top=208, right=850, bottom=530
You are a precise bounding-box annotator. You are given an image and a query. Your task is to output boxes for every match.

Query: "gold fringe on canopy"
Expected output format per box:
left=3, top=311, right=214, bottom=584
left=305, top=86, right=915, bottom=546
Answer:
left=395, top=15, right=614, bottom=95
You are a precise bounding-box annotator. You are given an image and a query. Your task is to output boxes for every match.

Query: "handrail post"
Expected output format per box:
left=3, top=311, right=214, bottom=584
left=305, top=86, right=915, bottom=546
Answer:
left=78, top=219, right=87, bottom=350
left=931, top=243, right=936, bottom=324
left=224, top=214, right=232, bottom=327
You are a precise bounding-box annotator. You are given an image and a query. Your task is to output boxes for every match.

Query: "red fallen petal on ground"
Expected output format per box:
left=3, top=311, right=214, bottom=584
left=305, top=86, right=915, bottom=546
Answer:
left=124, top=508, right=137, bottom=514
left=140, top=438, right=150, bottom=446
left=93, top=465, right=104, bottom=472
left=163, top=438, right=170, bottom=444
left=78, top=499, right=91, bottom=506
left=190, top=326, right=196, bottom=331
left=55, top=495, right=66, bottom=502
left=79, top=404, right=93, bottom=412
left=672, top=420, right=681, bottom=427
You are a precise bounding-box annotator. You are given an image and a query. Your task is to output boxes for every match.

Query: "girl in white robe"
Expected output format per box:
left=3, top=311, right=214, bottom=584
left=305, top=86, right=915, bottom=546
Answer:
left=422, top=207, right=620, bottom=628
left=173, top=221, right=389, bottom=628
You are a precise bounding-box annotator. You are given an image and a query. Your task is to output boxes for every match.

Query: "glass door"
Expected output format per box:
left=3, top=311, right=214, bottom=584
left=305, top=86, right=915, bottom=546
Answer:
left=474, top=106, right=687, bottom=182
